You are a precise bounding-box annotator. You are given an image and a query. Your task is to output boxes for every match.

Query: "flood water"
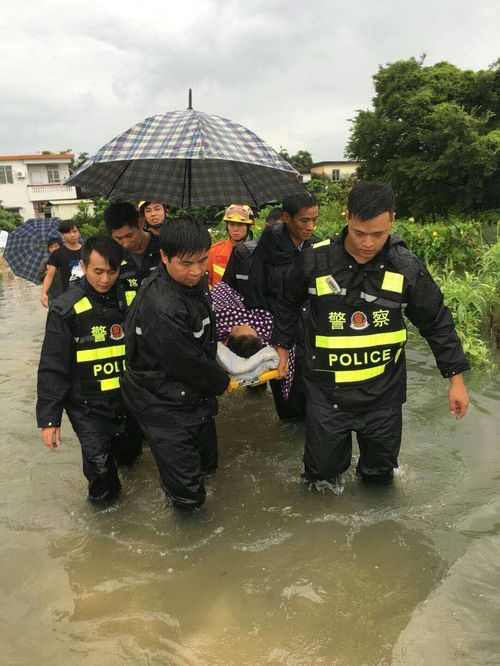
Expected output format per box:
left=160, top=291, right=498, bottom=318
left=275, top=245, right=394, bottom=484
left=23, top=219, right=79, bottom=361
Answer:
left=1, top=267, right=499, bottom=665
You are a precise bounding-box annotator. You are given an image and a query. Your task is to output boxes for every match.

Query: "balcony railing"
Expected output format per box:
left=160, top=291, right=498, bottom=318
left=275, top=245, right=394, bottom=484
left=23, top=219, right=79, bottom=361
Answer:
left=28, top=184, right=77, bottom=201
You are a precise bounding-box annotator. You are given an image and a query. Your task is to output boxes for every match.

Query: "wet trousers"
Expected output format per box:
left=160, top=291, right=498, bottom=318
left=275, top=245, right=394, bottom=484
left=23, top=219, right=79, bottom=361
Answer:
left=139, top=417, right=218, bottom=511
left=66, top=404, right=143, bottom=503
left=270, top=343, right=306, bottom=420
left=304, top=381, right=402, bottom=483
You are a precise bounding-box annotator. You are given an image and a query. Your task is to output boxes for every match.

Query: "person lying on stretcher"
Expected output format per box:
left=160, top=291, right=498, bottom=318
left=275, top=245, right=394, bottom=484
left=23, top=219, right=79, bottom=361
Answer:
left=211, top=281, right=295, bottom=392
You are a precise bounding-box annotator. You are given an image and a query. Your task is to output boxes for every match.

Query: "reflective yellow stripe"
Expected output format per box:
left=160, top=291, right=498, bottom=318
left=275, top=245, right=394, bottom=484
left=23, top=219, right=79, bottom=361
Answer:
left=335, top=363, right=387, bottom=383
left=125, top=290, right=136, bottom=306
left=76, top=345, right=126, bottom=363
left=381, top=271, right=404, bottom=293
left=315, top=329, right=407, bottom=349
left=121, top=260, right=127, bottom=265
left=100, top=377, right=120, bottom=391
left=394, top=348, right=402, bottom=363
left=316, top=275, right=334, bottom=296
left=213, top=263, right=225, bottom=277
left=313, top=239, right=330, bottom=249
left=73, top=297, right=92, bottom=314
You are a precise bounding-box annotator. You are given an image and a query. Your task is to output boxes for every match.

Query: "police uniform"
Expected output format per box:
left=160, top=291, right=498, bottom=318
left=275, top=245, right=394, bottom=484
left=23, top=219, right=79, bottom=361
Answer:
left=224, top=222, right=319, bottom=419
left=36, top=279, right=142, bottom=502
left=271, top=229, right=470, bottom=482
left=117, top=234, right=161, bottom=308
left=121, top=264, right=230, bottom=510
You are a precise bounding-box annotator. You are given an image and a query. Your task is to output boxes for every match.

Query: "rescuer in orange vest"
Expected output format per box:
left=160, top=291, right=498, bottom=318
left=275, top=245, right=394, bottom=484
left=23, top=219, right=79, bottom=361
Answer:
left=207, top=204, right=255, bottom=287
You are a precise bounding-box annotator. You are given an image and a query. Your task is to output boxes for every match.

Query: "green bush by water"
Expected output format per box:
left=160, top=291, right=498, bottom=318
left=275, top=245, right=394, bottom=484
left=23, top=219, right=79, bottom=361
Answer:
left=432, top=241, right=500, bottom=367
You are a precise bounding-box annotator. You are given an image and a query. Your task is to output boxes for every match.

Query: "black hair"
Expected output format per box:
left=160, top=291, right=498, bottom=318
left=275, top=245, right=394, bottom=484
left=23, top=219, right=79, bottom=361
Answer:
left=347, top=181, right=395, bottom=220
left=104, top=202, right=139, bottom=232
left=282, top=193, right=318, bottom=218
left=266, top=207, right=284, bottom=224
left=58, top=219, right=79, bottom=234
left=81, top=234, right=124, bottom=271
left=47, top=237, right=62, bottom=250
left=226, top=333, right=264, bottom=359
left=160, top=217, right=211, bottom=260
left=140, top=201, right=167, bottom=213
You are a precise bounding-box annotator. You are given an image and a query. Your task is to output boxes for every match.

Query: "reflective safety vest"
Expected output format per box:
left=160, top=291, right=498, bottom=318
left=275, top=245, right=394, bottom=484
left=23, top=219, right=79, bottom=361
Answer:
left=72, top=295, right=127, bottom=396
left=208, top=239, right=234, bottom=287
left=117, top=237, right=161, bottom=307
left=118, top=270, right=140, bottom=308
left=307, top=239, right=408, bottom=385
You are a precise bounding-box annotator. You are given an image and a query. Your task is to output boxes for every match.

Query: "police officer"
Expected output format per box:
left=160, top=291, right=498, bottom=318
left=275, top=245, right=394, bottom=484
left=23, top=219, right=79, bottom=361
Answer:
left=223, top=192, right=320, bottom=419
left=121, top=219, right=230, bottom=511
left=104, top=202, right=161, bottom=307
left=36, top=235, right=142, bottom=504
left=271, top=181, right=470, bottom=485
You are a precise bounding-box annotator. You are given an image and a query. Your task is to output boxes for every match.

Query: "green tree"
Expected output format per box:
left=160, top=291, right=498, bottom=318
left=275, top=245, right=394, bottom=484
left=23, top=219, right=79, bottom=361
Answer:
left=71, top=197, right=109, bottom=238
left=279, top=148, right=314, bottom=174
left=72, top=152, right=89, bottom=173
left=346, top=57, right=500, bottom=216
left=0, top=201, right=22, bottom=232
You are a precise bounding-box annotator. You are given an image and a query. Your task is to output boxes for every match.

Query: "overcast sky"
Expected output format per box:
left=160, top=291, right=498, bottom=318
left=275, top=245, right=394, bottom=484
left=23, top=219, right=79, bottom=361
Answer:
left=1, top=0, right=498, bottom=162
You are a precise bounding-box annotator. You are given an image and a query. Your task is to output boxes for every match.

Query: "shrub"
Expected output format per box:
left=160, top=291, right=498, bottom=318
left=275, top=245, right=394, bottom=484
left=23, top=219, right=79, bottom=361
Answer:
left=0, top=201, right=23, bottom=232
left=394, top=217, right=483, bottom=271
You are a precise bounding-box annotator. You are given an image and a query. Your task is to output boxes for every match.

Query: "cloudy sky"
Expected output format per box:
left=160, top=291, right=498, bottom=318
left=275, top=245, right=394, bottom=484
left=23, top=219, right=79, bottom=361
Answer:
left=1, top=0, right=498, bottom=162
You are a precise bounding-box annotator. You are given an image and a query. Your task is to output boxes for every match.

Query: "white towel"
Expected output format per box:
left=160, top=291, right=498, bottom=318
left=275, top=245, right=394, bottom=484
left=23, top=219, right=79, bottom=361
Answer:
left=217, top=342, right=279, bottom=380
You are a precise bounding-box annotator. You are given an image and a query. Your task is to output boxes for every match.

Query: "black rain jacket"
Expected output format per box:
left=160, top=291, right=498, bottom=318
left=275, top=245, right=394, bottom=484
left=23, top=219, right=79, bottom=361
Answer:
left=121, top=264, right=230, bottom=426
left=271, top=230, right=470, bottom=411
left=36, top=279, right=126, bottom=427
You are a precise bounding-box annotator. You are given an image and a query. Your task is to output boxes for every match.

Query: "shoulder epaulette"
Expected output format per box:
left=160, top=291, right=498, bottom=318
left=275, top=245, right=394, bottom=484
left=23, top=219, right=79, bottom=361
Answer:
left=313, top=239, right=331, bottom=249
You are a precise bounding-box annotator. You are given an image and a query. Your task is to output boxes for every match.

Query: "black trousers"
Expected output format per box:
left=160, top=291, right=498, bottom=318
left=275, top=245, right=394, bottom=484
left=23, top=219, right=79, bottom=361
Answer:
left=304, top=380, right=402, bottom=483
left=270, top=343, right=306, bottom=420
left=66, top=405, right=143, bottom=502
left=139, top=417, right=218, bottom=511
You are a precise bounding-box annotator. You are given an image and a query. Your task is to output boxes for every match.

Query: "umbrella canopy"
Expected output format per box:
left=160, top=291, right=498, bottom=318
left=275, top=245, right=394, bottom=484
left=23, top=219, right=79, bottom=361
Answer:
left=4, top=218, right=61, bottom=284
left=66, top=108, right=305, bottom=208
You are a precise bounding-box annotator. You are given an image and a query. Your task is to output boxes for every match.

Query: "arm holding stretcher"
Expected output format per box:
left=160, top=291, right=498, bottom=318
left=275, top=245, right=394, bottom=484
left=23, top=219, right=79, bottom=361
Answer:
left=216, top=342, right=280, bottom=389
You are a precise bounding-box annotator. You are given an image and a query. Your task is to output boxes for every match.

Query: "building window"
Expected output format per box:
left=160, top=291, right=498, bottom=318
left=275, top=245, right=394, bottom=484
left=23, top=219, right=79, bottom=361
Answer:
left=0, top=166, right=14, bottom=184
left=47, top=166, right=61, bottom=183
left=332, top=169, right=340, bottom=181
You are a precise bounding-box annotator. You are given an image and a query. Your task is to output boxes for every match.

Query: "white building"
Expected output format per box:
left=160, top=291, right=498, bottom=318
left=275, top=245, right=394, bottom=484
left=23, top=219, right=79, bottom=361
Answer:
left=0, top=153, right=81, bottom=220
left=310, top=160, right=360, bottom=181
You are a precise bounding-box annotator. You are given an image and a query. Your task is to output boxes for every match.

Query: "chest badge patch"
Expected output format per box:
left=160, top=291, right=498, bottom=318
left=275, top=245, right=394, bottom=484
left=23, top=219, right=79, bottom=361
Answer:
left=350, top=311, right=369, bottom=331
left=110, top=323, right=125, bottom=340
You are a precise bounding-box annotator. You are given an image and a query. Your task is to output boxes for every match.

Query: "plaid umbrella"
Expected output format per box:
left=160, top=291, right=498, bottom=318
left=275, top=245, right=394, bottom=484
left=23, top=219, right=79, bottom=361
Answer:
left=66, top=105, right=305, bottom=208
left=4, top=218, right=61, bottom=284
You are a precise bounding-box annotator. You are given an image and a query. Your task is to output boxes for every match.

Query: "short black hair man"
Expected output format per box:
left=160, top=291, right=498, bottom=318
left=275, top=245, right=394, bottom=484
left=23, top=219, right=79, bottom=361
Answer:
left=223, top=191, right=320, bottom=419
left=104, top=202, right=161, bottom=307
left=272, top=181, right=470, bottom=487
left=121, top=218, right=230, bottom=512
left=41, top=220, right=83, bottom=307
left=37, top=234, right=142, bottom=504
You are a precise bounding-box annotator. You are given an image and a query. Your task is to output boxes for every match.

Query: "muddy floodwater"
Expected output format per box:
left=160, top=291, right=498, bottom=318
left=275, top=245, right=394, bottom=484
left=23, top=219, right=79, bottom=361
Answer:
left=1, top=268, right=499, bottom=665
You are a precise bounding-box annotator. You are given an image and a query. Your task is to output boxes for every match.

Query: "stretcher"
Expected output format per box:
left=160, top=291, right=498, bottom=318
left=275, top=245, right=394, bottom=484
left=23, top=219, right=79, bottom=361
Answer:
left=229, top=368, right=280, bottom=390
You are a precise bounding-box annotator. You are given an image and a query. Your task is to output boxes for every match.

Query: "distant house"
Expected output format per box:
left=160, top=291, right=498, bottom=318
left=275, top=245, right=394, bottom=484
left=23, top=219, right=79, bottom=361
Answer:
left=0, top=153, right=85, bottom=221
left=310, top=160, right=360, bottom=181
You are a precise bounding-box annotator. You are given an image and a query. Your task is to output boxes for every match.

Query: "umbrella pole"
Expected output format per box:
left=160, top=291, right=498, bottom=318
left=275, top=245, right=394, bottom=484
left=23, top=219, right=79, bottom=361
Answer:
left=187, top=158, right=192, bottom=214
